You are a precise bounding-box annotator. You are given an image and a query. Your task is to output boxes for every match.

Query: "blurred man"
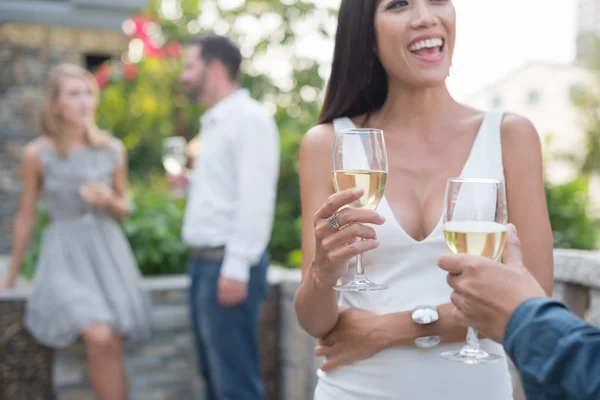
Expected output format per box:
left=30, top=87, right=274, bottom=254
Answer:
left=171, top=34, right=279, bottom=400
left=438, top=224, right=600, bottom=400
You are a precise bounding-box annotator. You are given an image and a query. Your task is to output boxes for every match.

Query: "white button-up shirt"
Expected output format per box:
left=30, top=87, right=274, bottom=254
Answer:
left=182, top=89, right=280, bottom=282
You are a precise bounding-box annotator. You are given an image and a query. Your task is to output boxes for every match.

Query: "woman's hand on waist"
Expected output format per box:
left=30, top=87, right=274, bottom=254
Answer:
left=315, top=308, right=388, bottom=372
left=313, top=303, right=477, bottom=371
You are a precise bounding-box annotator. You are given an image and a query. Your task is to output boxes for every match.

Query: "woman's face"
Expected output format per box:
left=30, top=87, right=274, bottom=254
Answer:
left=54, top=76, right=96, bottom=127
left=374, top=0, right=456, bottom=88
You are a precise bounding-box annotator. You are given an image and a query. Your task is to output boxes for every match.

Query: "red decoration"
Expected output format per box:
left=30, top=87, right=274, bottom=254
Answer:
left=94, top=63, right=112, bottom=89
left=123, top=63, right=138, bottom=80
left=165, top=41, right=182, bottom=59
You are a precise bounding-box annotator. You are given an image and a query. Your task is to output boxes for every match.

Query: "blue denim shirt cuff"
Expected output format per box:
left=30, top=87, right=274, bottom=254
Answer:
left=503, top=297, right=564, bottom=353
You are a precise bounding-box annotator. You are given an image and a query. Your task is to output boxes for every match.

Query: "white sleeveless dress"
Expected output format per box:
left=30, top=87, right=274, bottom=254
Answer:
left=314, top=112, right=514, bottom=399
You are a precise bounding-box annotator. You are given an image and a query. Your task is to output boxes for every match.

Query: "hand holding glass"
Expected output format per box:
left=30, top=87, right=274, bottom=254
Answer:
left=441, top=178, right=507, bottom=364
left=331, top=128, right=388, bottom=292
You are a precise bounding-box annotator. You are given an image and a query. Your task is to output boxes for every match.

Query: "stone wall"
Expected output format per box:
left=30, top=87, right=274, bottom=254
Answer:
left=22, top=267, right=307, bottom=400
left=3, top=250, right=600, bottom=399
left=0, top=22, right=129, bottom=253
left=54, top=276, right=203, bottom=400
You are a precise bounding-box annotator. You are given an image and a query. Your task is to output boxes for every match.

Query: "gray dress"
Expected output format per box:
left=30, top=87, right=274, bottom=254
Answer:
left=25, top=140, right=152, bottom=348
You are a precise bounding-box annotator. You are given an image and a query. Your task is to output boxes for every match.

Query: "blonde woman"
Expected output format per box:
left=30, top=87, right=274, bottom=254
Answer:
left=0, top=63, right=152, bottom=400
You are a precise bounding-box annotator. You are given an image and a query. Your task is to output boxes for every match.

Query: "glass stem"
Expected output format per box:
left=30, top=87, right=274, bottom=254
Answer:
left=355, top=239, right=364, bottom=276
left=465, top=327, right=480, bottom=350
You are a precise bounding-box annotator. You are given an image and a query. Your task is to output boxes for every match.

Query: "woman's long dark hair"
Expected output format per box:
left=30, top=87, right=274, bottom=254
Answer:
left=318, top=0, right=388, bottom=125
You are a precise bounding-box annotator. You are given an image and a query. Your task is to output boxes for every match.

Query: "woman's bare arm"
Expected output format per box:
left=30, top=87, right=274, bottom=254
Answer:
left=294, top=124, right=341, bottom=338
left=3, top=142, right=43, bottom=286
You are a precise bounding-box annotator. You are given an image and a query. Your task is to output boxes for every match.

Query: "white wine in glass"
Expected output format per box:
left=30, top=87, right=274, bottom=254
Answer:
left=331, top=128, right=388, bottom=292
left=162, top=137, right=188, bottom=175
left=441, top=178, right=507, bottom=364
left=332, top=169, right=387, bottom=209
left=443, top=221, right=507, bottom=261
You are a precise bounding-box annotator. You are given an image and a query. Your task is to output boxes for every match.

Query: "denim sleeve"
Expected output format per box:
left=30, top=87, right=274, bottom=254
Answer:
left=503, top=297, right=600, bottom=400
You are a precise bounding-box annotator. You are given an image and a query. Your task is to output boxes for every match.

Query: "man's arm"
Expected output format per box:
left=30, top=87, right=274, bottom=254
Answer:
left=504, top=297, right=600, bottom=400
left=220, top=112, right=280, bottom=283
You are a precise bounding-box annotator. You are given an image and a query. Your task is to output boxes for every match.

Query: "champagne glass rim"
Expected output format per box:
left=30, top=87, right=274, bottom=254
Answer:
left=335, top=128, right=383, bottom=136
left=447, top=177, right=503, bottom=184
left=163, top=136, right=187, bottom=145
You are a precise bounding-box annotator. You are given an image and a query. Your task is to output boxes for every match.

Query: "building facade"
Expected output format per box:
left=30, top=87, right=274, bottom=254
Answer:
left=577, top=0, right=600, bottom=61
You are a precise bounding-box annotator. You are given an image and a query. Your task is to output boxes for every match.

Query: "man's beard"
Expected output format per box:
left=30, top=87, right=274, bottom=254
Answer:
left=185, top=86, right=202, bottom=102
left=186, top=71, right=207, bottom=103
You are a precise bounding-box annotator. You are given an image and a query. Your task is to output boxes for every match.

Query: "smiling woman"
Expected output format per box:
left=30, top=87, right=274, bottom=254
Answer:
left=295, top=0, right=553, bottom=399
left=408, top=37, right=445, bottom=61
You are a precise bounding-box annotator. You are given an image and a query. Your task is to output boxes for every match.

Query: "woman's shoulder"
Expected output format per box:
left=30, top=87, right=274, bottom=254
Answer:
left=301, top=123, right=335, bottom=154
left=24, top=136, right=54, bottom=158
left=106, top=135, right=125, bottom=152
left=102, top=136, right=127, bottom=168
left=462, top=106, right=539, bottom=148
left=19, top=137, right=50, bottom=171
left=498, top=112, right=541, bottom=151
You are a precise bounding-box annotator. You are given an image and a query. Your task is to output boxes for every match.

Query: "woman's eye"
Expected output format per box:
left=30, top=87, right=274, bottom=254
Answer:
left=386, top=0, right=409, bottom=11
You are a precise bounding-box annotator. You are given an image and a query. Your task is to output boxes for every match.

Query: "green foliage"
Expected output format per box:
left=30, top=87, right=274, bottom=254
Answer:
left=539, top=39, right=600, bottom=250
left=22, top=204, right=49, bottom=280
left=569, top=38, right=600, bottom=175
left=123, top=178, right=190, bottom=276
left=96, top=58, right=203, bottom=177
left=545, top=178, right=598, bottom=250
left=92, top=0, right=337, bottom=269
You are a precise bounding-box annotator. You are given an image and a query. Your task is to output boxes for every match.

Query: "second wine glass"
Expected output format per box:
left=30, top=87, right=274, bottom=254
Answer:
left=441, top=177, right=508, bottom=364
left=331, top=128, right=388, bottom=292
left=162, top=137, right=188, bottom=198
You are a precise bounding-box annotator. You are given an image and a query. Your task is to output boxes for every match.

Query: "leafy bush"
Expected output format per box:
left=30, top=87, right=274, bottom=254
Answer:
left=21, top=203, right=48, bottom=280
left=545, top=178, right=598, bottom=250
left=89, top=1, right=336, bottom=269
left=123, top=178, right=189, bottom=276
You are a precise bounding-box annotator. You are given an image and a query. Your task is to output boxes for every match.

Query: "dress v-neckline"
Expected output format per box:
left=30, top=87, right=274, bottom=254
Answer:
left=340, top=113, right=490, bottom=244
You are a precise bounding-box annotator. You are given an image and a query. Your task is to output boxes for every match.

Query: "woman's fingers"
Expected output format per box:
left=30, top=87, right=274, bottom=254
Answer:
left=313, top=188, right=365, bottom=223
left=315, top=207, right=384, bottom=240
left=326, top=239, right=380, bottom=263
left=321, top=223, right=377, bottom=251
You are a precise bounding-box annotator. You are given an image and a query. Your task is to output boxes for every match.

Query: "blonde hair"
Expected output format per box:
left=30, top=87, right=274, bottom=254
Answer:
left=39, top=63, right=111, bottom=158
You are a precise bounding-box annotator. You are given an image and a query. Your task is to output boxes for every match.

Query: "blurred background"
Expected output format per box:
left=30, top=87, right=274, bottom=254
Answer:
left=1, top=0, right=600, bottom=399
left=2, top=0, right=599, bottom=276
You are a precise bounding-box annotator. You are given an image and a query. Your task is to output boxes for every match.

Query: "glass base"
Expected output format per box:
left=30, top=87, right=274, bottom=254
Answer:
left=440, top=347, right=503, bottom=365
left=333, top=276, right=388, bottom=292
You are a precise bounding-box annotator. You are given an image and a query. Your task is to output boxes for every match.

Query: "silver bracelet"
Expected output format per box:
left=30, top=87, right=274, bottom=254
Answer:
left=411, top=305, right=440, bottom=348
left=411, top=305, right=439, bottom=325
left=414, top=335, right=441, bottom=348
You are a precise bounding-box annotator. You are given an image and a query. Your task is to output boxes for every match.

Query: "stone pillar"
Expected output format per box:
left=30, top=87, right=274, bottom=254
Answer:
left=260, top=284, right=282, bottom=400
left=0, top=294, right=53, bottom=400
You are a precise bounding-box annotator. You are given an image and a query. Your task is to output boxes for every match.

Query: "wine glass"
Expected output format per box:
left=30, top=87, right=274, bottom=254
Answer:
left=162, top=137, right=188, bottom=197
left=441, top=177, right=508, bottom=364
left=331, top=128, right=388, bottom=292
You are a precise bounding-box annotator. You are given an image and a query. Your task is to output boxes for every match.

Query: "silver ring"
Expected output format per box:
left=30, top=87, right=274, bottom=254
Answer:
left=326, top=211, right=341, bottom=229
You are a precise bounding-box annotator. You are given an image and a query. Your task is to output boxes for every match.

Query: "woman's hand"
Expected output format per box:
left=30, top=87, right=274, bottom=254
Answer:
left=79, top=183, right=115, bottom=207
left=310, top=187, right=385, bottom=287
left=0, top=278, right=15, bottom=290
left=315, top=308, right=387, bottom=371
